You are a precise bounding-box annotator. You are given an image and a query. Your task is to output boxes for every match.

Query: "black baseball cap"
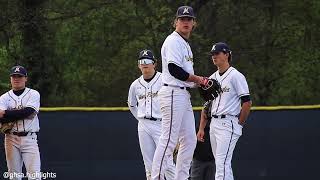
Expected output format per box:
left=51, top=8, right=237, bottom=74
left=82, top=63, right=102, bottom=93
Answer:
left=138, top=49, right=155, bottom=61
left=138, top=49, right=156, bottom=65
left=10, top=65, right=28, bottom=77
left=176, top=6, right=196, bottom=18
left=210, top=42, right=231, bottom=54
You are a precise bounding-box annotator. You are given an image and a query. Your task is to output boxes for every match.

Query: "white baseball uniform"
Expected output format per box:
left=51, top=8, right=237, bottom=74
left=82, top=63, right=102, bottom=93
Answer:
left=0, top=88, right=41, bottom=180
left=128, top=72, right=175, bottom=180
left=208, top=67, right=250, bottom=180
left=151, top=31, right=197, bottom=180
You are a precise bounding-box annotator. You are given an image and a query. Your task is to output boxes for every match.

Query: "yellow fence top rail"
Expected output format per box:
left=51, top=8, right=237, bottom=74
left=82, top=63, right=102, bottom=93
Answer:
left=40, top=105, right=320, bottom=112
left=40, top=107, right=129, bottom=111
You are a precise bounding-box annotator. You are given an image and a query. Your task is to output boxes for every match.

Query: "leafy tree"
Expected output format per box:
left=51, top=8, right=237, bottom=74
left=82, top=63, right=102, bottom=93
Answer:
left=0, top=0, right=319, bottom=106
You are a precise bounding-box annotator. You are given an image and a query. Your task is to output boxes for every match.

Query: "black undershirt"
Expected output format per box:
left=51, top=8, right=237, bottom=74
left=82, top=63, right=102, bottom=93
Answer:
left=219, top=71, right=226, bottom=76
left=168, top=63, right=189, bottom=81
left=241, top=95, right=251, bottom=105
left=168, top=31, right=191, bottom=81
left=219, top=67, right=230, bottom=76
left=144, top=72, right=157, bottom=82
left=0, top=88, right=36, bottom=123
left=13, top=88, right=25, bottom=96
left=175, top=31, right=189, bottom=43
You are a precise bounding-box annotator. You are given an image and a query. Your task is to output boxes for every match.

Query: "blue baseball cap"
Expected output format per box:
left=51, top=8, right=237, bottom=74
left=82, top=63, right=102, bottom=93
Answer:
left=210, top=42, right=231, bottom=54
left=138, top=49, right=156, bottom=65
left=176, top=6, right=196, bottom=18
left=10, top=65, right=28, bottom=77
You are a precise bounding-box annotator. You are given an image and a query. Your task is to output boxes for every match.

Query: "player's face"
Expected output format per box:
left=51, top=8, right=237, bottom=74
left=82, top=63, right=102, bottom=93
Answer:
left=175, top=17, right=194, bottom=36
left=212, top=52, right=228, bottom=66
left=10, top=75, right=27, bottom=90
left=138, top=61, right=156, bottom=75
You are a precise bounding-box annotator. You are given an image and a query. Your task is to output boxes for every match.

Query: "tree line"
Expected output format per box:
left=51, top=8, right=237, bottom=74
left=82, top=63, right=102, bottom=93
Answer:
left=0, top=0, right=319, bottom=106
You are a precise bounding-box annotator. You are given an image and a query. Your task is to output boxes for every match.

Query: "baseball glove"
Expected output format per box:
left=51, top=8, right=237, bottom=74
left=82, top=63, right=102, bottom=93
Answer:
left=173, top=143, right=180, bottom=164
left=198, top=78, right=222, bottom=101
left=0, top=122, right=14, bottom=134
left=203, top=100, right=213, bottom=118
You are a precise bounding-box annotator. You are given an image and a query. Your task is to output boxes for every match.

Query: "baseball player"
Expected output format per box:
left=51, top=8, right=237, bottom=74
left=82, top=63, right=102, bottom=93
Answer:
left=128, top=50, right=175, bottom=180
left=191, top=100, right=215, bottom=180
left=0, top=65, right=41, bottom=180
left=151, top=6, right=211, bottom=180
left=197, top=42, right=252, bottom=180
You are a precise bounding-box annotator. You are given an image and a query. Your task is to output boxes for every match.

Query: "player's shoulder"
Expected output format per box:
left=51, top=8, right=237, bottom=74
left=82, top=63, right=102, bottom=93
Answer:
left=166, top=31, right=178, bottom=40
left=228, top=67, right=248, bottom=84
left=163, top=32, right=181, bottom=45
left=208, top=70, right=219, bottom=79
left=26, top=88, right=40, bottom=97
left=0, top=91, right=10, bottom=99
left=130, top=75, right=143, bottom=86
left=154, top=72, right=163, bottom=83
left=229, top=67, right=245, bottom=77
left=130, top=78, right=139, bottom=86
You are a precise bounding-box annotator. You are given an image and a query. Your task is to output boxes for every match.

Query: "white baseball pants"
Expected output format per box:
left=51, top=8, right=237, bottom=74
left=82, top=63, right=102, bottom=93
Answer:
left=5, top=133, right=41, bottom=180
left=210, top=116, right=242, bottom=180
left=138, top=119, right=175, bottom=180
left=151, top=86, right=197, bottom=180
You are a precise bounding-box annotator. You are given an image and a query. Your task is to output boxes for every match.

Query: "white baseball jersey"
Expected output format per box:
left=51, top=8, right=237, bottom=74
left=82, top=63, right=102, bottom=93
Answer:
left=209, top=67, right=250, bottom=116
left=151, top=32, right=197, bottom=180
left=0, top=87, right=40, bottom=132
left=161, top=31, right=195, bottom=88
left=128, top=72, right=163, bottom=120
left=128, top=72, right=176, bottom=180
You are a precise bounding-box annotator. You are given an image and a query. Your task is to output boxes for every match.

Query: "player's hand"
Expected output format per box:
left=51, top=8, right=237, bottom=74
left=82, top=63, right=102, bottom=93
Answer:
left=197, top=129, right=205, bottom=142
left=238, top=120, right=245, bottom=127
left=198, top=76, right=210, bottom=87
left=0, top=110, right=5, bottom=118
left=193, top=75, right=208, bottom=87
left=201, top=77, right=210, bottom=87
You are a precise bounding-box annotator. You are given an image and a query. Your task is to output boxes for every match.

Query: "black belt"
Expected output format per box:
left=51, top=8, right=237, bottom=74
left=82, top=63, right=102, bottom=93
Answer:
left=10, top=132, right=38, bottom=136
left=212, top=115, right=226, bottom=119
left=212, top=114, right=239, bottom=119
left=144, top=117, right=162, bottom=121
left=164, top=84, right=190, bottom=91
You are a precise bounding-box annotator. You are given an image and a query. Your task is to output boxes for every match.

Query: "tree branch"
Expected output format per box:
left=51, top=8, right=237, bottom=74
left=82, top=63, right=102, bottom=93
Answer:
left=43, top=1, right=113, bottom=21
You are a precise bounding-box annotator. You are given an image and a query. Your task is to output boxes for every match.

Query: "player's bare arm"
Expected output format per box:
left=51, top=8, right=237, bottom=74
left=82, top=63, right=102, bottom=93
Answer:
left=187, top=74, right=208, bottom=86
left=167, top=63, right=207, bottom=86
left=197, top=109, right=208, bottom=142
left=238, top=101, right=252, bottom=126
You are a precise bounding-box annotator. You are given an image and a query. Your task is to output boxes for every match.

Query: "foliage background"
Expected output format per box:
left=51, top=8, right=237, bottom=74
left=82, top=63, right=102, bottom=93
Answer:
left=0, top=0, right=319, bottom=106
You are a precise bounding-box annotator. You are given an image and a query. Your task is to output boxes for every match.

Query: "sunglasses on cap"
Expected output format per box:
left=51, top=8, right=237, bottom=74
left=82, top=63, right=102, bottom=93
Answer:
left=138, top=59, right=154, bottom=65
left=211, top=51, right=223, bottom=56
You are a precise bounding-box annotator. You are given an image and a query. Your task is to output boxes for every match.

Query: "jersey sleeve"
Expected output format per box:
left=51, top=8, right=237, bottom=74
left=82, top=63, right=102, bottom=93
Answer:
left=232, top=72, right=250, bottom=97
left=128, top=82, right=138, bottom=120
left=0, top=94, right=7, bottom=110
left=166, top=39, right=184, bottom=67
left=26, top=90, right=40, bottom=112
